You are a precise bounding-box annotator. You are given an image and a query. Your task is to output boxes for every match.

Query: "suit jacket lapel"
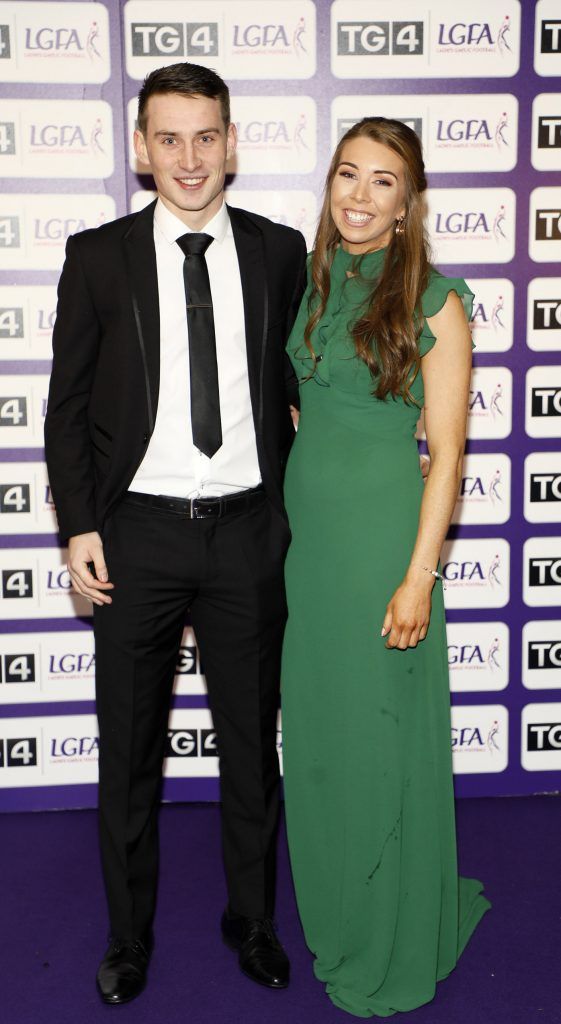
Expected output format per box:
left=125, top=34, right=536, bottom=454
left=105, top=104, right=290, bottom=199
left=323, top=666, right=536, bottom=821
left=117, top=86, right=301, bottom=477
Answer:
left=123, top=200, right=160, bottom=433
left=228, top=205, right=268, bottom=433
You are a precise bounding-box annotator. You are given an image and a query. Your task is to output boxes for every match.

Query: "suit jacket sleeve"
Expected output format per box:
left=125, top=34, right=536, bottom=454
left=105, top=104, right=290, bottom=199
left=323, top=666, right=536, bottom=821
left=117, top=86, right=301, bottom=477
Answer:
left=284, top=231, right=308, bottom=411
left=44, top=234, right=101, bottom=540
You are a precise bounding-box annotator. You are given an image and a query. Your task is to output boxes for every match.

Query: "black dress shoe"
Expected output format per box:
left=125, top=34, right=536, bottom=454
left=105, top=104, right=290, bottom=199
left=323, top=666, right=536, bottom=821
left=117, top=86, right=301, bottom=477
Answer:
left=96, top=937, right=151, bottom=1004
left=221, top=909, right=290, bottom=989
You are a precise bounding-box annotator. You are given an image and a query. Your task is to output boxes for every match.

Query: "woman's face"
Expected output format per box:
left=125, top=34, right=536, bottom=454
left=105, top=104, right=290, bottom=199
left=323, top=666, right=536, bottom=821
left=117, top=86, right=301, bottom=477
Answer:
left=330, top=136, right=407, bottom=255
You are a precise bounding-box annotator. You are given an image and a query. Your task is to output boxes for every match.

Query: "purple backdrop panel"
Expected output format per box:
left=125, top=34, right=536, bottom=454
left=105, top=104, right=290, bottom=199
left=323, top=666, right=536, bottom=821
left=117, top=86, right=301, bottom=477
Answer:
left=1, top=0, right=560, bottom=809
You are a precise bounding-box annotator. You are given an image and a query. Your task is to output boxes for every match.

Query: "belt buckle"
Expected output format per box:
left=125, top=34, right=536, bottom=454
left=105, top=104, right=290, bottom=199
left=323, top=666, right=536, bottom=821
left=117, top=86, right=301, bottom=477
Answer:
left=190, top=497, right=216, bottom=519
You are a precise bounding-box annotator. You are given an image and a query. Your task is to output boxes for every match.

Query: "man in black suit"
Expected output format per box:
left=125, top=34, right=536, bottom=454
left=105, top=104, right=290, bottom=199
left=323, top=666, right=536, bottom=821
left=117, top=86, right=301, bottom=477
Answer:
left=44, top=62, right=306, bottom=1005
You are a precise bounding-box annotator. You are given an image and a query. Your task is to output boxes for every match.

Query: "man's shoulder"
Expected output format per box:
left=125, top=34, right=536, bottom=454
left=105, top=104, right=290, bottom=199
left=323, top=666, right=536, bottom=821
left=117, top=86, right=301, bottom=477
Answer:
left=227, top=204, right=305, bottom=249
left=70, top=201, right=155, bottom=252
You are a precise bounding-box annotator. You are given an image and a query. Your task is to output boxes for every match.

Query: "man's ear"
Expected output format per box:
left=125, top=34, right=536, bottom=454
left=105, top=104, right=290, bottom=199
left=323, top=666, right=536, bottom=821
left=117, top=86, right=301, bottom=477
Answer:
left=133, top=128, right=149, bottom=168
left=226, top=122, right=237, bottom=162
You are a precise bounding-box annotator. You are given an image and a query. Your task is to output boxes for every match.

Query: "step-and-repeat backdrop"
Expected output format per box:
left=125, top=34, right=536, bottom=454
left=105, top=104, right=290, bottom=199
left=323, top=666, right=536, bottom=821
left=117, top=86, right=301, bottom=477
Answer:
left=0, top=0, right=560, bottom=810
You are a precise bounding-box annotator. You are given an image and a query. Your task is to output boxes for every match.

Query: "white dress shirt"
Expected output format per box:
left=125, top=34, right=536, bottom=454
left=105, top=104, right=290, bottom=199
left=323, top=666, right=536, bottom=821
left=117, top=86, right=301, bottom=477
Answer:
left=129, top=199, right=262, bottom=498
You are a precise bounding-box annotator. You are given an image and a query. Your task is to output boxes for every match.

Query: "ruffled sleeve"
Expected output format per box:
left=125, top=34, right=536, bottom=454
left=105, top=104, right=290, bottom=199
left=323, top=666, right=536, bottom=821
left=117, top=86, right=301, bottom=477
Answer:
left=418, top=270, right=475, bottom=357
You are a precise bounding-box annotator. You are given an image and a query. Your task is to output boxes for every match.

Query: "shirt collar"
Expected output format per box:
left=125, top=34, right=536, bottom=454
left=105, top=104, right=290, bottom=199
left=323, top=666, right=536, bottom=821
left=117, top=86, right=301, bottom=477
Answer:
left=154, top=197, right=229, bottom=244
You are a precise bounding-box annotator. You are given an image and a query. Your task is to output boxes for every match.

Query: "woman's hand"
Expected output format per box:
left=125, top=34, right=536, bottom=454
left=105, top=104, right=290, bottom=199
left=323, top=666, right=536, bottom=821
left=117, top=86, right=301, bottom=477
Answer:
left=289, top=405, right=300, bottom=429
left=381, top=572, right=434, bottom=650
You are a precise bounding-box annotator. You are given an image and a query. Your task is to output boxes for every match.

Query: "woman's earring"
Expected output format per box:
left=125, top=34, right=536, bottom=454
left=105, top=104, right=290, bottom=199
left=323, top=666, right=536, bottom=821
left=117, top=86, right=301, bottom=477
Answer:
left=395, top=217, right=405, bottom=236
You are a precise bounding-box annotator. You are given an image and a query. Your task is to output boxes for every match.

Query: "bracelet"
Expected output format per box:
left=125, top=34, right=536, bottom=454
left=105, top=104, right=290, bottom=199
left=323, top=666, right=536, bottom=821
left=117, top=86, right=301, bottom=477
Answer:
left=422, top=566, right=447, bottom=590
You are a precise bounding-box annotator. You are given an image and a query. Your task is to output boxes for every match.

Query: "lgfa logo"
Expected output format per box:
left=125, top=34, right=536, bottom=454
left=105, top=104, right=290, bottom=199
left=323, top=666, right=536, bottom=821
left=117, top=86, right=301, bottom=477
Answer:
left=46, top=567, right=72, bottom=592
left=448, top=636, right=502, bottom=670
left=443, top=552, right=502, bottom=588
left=37, top=305, right=57, bottom=335
left=28, top=119, right=105, bottom=156
left=452, top=720, right=501, bottom=754
left=459, top=467, right=503, bottom=504
left=24, top=21, right=102, bottom=61
left=436, top=112, right=509, bottom=149
left=437, top=15, right=512, bottom=54
left=48, top=652, right=95, bottom=676
left=434, top=203, right=507, bottom=242
left=469, top=381, right=504, bottom=419
left=471, top=293, right=508, bottom=333
left=33, top=209, right=106, bottom=245
left=50, top=735, right=99, bottom=760
left=236, top=115, right=309, bottom=150
left=232, top=17, right=307, bottom=55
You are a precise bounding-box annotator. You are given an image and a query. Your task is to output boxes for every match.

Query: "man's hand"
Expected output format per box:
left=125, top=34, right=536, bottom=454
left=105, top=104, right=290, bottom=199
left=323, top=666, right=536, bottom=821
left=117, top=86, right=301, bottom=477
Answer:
left=68, top=531, right=114, bottom=606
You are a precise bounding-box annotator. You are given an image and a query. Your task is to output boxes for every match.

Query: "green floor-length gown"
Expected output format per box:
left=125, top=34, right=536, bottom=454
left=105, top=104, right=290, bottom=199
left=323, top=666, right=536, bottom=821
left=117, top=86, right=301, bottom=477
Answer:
left=281, top=245, right=490, bottom=1019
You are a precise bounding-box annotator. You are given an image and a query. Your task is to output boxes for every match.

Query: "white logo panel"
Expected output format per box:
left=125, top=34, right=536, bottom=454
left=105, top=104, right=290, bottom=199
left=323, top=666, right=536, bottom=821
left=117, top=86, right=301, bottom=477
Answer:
left=331, top=94, right=518, bottom=172
left=523, top=537, right=561, bottom=607
left=0, top=549, right=91, bottom=619
left=467, top=366, right=512, bottom=440
left=228, top=97, right=316, bottom=175
left=0, top=626, right=211, bottom=703
left=0, top=630, right=95, bottom=703
left=172, top=626, right=207, bottom=697
left=532, top=94, right=561, bottom=170
left=524, top=453, right=561, bottom=524
left=453, top=453, right=511, bottom=525
left=522, top=622, right=561, bottom=691
left=130, top=190, right=156, bottom=214
left=534, top=0, right=561, bottom=77
left=529, top=187, right=561, bottom=262
left=331, top=1, right=520, bottom=79
left=0, top=714, right=99, bottom=787
left=0, top=2, right=110, bottom=83
left=124, top=0, right=316, bottom=80
left=0, top=194, right=116, bottom=271
left=451, top=704, right=508, bottom=774
left=223, top=0, right=315, bottom=79
left=227, top=190, right=317, bottom=250
left=442, top=538, right=510, bottom=609
left=522, top=703, right=561, bottom=771
left=0, top=375, right=49, bottom=447
left=427, top=188, right=516, bottom=264
left=0, top=463, right=58, bottom=534
left=467, top=278, right=514, bottom=353
left=527, top=278, right=561, bottom=351
left=163, top=708, right=218, bottom=778
left=0, top=285, right=56, bottom=360
left=0, top=100, right=113, bottom=178
left=448, top=622, right=509, bottom=693
left=525, top=365, right=561, bottom=438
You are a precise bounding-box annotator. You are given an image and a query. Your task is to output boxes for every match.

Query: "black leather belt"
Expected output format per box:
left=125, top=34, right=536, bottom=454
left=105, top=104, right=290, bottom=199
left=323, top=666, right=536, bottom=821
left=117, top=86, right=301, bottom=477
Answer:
left=123, top=485, right=265, bottom=520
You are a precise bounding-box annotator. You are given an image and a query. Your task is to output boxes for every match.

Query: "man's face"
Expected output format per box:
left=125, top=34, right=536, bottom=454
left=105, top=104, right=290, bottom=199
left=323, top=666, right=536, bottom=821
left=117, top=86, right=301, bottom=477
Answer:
left=134, top=92, right=236, bottom=229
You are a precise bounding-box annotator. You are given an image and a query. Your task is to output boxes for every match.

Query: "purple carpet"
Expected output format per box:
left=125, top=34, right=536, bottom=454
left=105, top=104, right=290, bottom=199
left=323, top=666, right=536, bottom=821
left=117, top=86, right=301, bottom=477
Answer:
left=1, top=797, right=559, bottom=1024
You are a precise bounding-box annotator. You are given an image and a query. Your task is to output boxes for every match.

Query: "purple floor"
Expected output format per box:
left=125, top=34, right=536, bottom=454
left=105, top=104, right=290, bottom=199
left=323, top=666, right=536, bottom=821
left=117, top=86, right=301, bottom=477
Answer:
left=1, top=796, right=559, bottom=1024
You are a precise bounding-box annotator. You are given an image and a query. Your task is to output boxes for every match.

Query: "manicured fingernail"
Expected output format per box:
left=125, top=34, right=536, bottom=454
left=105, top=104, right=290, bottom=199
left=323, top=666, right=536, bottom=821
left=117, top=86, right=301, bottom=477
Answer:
left=381, top=628, right=387, bottom=637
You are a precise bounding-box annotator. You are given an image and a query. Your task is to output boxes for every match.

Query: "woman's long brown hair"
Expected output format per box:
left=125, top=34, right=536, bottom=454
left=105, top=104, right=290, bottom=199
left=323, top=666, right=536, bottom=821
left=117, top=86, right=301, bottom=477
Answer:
left=305, top=117, right=430, bottom=401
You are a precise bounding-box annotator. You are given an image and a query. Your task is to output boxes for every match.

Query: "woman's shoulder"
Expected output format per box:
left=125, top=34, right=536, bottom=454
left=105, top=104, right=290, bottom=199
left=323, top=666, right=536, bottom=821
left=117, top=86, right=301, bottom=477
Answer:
left=421, top=266, right=474, bottom=321
left=417, top=267, right=475, bottom=357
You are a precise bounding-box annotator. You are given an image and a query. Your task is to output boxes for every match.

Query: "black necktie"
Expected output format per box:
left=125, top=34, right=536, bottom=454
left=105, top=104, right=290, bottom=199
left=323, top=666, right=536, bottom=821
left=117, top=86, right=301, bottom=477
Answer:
left=176, top=232, right=222, bottom=459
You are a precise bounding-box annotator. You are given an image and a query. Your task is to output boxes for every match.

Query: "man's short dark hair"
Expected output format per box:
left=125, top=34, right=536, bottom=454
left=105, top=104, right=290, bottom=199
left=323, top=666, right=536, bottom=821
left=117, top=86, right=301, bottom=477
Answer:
left=137, top=62, right=230, bottom=134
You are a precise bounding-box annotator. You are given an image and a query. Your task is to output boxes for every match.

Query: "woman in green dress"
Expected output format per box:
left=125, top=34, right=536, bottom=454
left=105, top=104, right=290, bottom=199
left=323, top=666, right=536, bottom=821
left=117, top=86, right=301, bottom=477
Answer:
left=281, top=117, right=490, bottom=1018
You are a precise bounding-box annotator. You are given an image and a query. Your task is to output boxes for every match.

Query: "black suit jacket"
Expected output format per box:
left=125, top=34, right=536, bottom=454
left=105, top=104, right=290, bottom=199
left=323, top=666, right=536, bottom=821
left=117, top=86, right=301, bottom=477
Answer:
left=44, top=201, right=307, bottom=541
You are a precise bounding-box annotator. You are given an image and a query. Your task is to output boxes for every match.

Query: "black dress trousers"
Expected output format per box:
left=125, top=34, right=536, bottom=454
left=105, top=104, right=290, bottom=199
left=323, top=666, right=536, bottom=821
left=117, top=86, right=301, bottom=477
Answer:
left=93, top=493, right=289, bottom=940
